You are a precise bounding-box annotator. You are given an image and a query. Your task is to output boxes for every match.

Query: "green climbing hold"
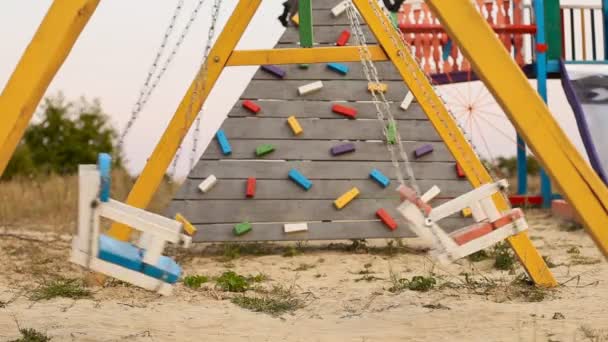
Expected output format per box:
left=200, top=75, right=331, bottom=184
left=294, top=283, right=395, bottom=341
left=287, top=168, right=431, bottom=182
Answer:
left=298, top=64, right=310, bottom=69
left=389, top=12, right=399, bottom=29
left=386, top=122, right=397, bottom=145
left=233, top=222, right=252, bottom=236
left=256, top=144, right=275, bottom=157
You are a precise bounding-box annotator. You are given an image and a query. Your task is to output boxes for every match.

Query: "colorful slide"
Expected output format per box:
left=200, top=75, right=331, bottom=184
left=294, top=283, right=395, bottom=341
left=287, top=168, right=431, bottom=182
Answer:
left=560, top=60, right=608, bottom=185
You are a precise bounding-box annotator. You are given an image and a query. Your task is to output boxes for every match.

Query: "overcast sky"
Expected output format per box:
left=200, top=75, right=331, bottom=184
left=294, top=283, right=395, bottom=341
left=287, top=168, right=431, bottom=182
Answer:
left=0, top=1, right=588, bottom=179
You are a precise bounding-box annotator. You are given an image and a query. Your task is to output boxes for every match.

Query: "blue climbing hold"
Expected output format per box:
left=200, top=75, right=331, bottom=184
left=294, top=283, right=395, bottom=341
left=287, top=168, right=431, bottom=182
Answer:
left=98, top=153, right=112, bottom=202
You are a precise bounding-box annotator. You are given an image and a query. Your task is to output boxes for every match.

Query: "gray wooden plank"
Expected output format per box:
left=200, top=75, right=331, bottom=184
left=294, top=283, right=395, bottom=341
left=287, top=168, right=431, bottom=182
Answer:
left=252, top=62, right=402, bottom=81
left=275, top=42, right=372, bottom=49
left=191, top=218, right=470, bottom=242
left=280, top=25, right=376, bottom=44
left=310, top=0, right=351, bottom=10
left=166, top=198, right=455, bottom=224
left=188, top=160, right=463, bottom=180
left=202, top=140, right=454, bottom=162
left=228, top=100, right=426, bottom=120
left=221, top=117, right=441, bottom=141
left=308, top=9, right=364, bottom=26
left=242, top=80, right=407, bottom=101
left=174, top=179, right=471, bottom=200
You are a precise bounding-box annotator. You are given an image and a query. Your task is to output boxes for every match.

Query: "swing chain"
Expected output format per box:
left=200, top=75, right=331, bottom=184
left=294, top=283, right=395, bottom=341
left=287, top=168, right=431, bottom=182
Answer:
left=346, top=3, right=420, bottom=194
left=365, top=0, right=505, bottom=192
left=191, top=0, right=223, bottom=171
left=117, top=0, right=207, bottom=158
left=171, top=0, right=223, bottom=177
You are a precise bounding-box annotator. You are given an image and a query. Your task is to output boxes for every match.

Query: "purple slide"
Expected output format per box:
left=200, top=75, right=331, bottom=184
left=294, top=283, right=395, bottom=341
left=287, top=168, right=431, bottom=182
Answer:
left=560, top=59, right=608, bottom=185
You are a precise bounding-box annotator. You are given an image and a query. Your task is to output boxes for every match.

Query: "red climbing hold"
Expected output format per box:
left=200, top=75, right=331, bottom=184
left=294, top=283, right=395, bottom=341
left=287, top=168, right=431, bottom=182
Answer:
left=455, top=163, right=466, bottom=178
left=332, top=104, right=357, bottom=118
left=376, top=209, right=398, bottom=230
left=336, top=30, right=351, bottom=46
left=246, top=177, right=256, bottom=198
left=242, top=100, right=261, bottom=114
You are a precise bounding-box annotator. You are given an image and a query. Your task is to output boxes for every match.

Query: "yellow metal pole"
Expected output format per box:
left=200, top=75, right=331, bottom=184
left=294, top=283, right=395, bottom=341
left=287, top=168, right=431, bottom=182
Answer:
left=352, top=0, right=557, bottom=287
left=108, top=0, right=263, bottom=240
left=0, top=0, right=100, bottom=176
left=226, top=46, right=389, bottom=66
left=425, top=0, right=608, bottom=258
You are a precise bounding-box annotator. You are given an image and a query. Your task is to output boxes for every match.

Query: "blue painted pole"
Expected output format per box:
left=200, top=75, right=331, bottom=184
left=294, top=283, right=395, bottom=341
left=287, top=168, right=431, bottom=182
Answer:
left=534, top=0, right=553, bottom=208
left=604, top=0, right=608, bottom=59
left=516, top=135, right=527, bottom=195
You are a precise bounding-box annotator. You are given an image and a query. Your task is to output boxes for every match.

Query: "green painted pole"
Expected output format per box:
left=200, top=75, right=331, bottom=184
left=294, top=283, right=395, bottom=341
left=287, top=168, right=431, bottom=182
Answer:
left=544, top=0, right=562, bottom=61
left=298, top=0, right=314, bottom=48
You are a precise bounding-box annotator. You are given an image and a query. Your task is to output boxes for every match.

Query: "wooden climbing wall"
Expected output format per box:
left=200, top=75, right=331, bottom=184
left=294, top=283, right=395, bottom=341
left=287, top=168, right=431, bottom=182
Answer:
left=167, top=0, right=473, bottom=242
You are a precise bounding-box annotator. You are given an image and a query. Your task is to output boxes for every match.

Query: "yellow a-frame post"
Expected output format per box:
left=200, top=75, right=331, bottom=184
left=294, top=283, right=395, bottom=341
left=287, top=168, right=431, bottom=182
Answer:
left=0, top=0, right=100, bottom=176
left=12, top=0, right=608, bottom=287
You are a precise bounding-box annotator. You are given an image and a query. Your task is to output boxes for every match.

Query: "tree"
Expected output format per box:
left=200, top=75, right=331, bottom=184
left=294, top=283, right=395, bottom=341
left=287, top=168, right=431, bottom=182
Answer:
left=3, top=94, right=120, bottom=179
left=495, top=155, right=540, bottom=178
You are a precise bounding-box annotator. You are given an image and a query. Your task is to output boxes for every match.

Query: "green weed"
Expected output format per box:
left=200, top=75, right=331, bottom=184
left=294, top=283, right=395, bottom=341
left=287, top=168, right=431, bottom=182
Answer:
left=282, top=245, right=301, bottom=257
left=214, top=271, right=266, bottom=292
left=493, top=242, right=515, bottom=271
left=215, top=271, right=250, bottom=292
left=231, top=285, right=302, bottom=316
left=468, top=250, right=490, bottom=262
left=10, top=328, right=51, bottom=342
left=183, top=275, right=209, bottom=289
left=30, top=279, right=91, bottom=301
left=388, top=269, right=437, bottom=293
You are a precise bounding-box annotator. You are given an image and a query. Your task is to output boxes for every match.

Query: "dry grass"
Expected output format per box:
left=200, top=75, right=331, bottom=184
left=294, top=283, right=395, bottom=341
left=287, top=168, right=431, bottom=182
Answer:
left=0, top=169, right=179, bottom=233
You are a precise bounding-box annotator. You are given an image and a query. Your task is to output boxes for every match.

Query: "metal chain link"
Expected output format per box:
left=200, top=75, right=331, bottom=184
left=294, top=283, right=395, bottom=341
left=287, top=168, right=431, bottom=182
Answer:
left=346, top=3, right=420, bottom=194
left=190, top=0, right=223, bottom=171
left=117, top=0, right=207, bottom=158
left=346, top=2, right=451, bottom=253
left=367, top=0, right=511, bottom=204
left=367, top=0, right=499, bottom=185
left=170, top=0, right=223, bottom=177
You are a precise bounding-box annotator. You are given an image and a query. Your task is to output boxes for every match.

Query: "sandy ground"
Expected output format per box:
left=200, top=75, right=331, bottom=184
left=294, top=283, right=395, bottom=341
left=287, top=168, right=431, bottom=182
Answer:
left=1, top=211, right=607, bottom=342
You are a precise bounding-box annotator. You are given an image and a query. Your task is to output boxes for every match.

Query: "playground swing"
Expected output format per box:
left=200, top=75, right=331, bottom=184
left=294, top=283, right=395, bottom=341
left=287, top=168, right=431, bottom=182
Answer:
left=69, top=0, right=223, bottom=294
left=345, top=2, right=530, bottom=261
left=70, top=154, right=195, bottom=295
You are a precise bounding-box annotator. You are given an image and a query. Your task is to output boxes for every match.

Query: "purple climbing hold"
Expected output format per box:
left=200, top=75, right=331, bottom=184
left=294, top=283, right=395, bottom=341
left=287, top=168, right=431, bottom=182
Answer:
left=330, top=143, right=356, bottom=156
left=414, top=144, right=434, bottom=158
left=261, top=65, right=286, bottom=79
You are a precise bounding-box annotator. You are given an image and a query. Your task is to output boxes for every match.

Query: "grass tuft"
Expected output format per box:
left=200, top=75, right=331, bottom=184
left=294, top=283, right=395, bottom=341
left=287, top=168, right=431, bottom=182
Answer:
left=579, top=325, right=608, bottom=341
left=468, top=250, right=490, bottom=262
left=10, top=328, right=51, bottom=342
left=388, top=269, right=437, bottom=293
left=183, top=275, right=209, bottom=289
left=215, top=271, right=250, bottom=292
left=570, top=255, right=601, bottom=266
left=30, top=278, right=91, bottom=301
left=282, top=245, right=301, bottom=257
left=231, top=285, right=302, bottom=316
left=567, top=246, right=581, bottom=254
left=213, top=271, right=266, bottom=292
left=493, top=242, right=515, bottom=271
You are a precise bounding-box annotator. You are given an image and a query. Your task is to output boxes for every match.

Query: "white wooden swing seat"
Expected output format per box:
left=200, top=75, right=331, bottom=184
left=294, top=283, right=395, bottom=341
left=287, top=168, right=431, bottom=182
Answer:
left=397, top=179, right=528, bottom=264
left=70, top=158, right=192, bottom=295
